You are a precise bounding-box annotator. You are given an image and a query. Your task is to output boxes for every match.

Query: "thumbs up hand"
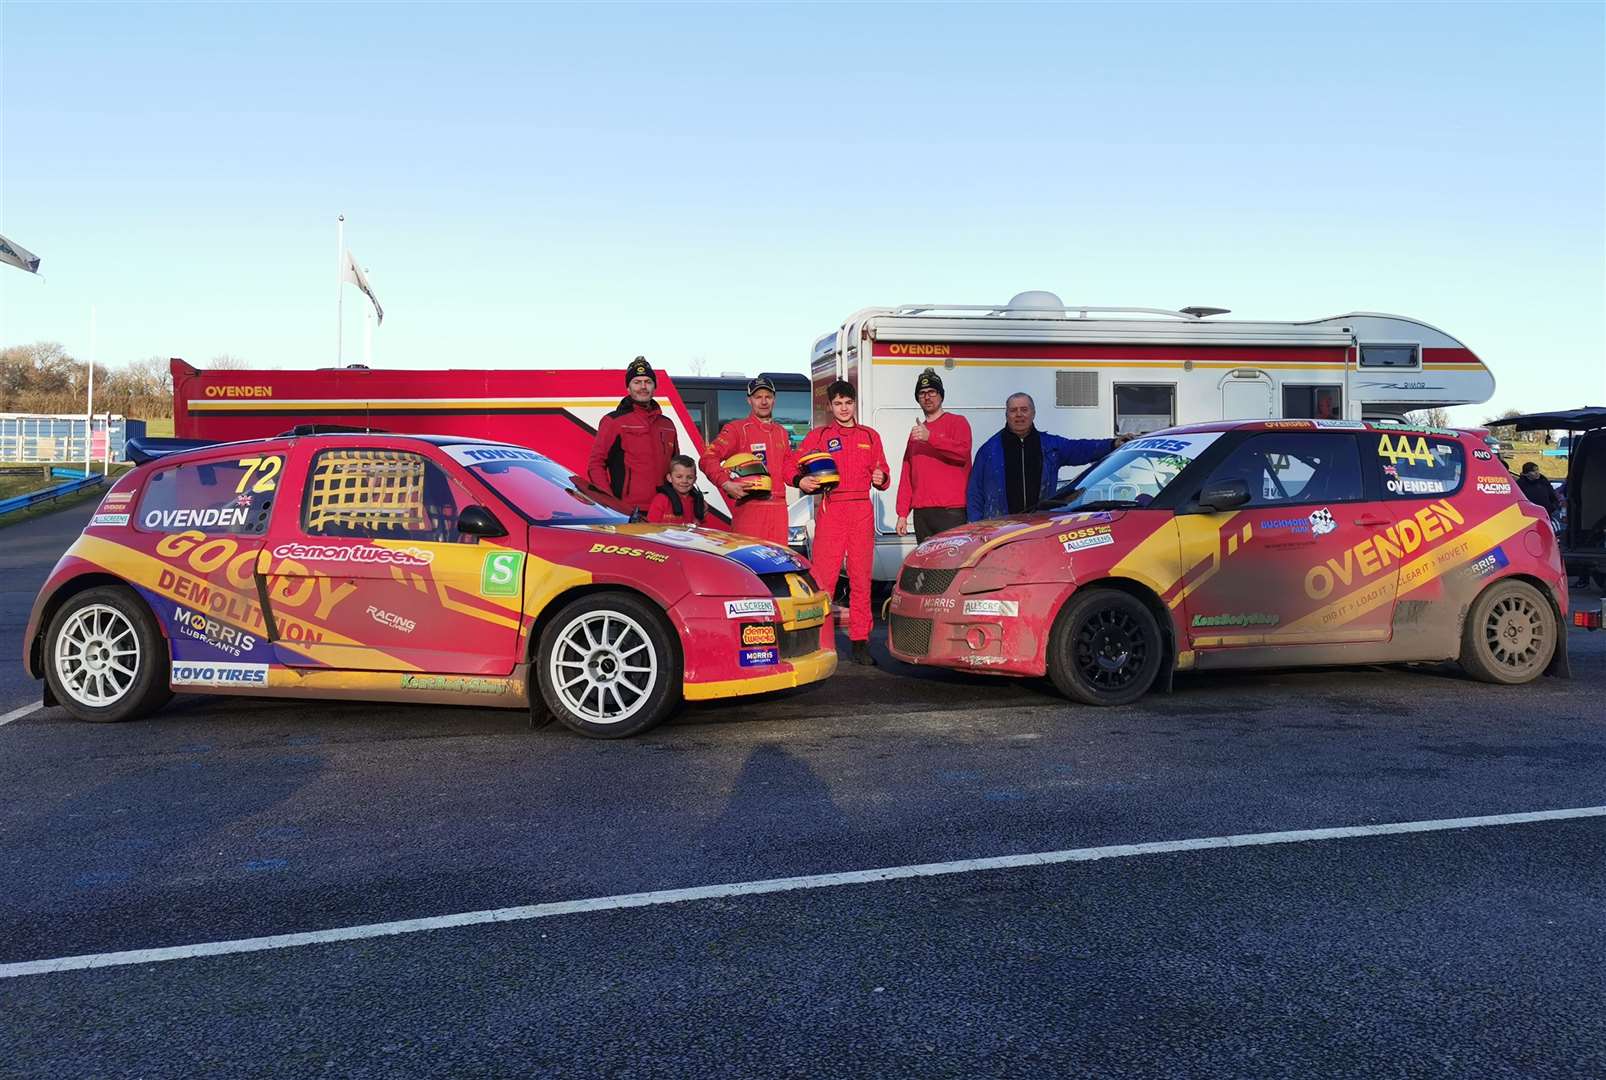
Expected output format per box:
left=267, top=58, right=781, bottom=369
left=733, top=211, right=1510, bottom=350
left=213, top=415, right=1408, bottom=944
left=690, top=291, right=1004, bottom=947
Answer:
left=910, top=418, right=929, bottom=442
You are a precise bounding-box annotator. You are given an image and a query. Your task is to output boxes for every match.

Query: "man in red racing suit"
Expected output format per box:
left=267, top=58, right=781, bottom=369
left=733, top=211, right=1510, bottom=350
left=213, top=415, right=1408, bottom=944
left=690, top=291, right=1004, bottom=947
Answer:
left=796, top=379, right=889, bottom=666
left=587, top=355, right=679, bottom=514
left=699, top=374, right=796, bottom=545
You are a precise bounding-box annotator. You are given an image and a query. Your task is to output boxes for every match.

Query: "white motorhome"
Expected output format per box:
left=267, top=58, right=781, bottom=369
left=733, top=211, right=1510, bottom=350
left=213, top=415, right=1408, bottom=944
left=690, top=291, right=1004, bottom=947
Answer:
left=807, top=291, right=1495, bottom=580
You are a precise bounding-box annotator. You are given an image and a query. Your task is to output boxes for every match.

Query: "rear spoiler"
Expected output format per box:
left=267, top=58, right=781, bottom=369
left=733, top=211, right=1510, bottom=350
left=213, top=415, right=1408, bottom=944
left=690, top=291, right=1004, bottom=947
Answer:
left=124, top=436, right=218, bottom=464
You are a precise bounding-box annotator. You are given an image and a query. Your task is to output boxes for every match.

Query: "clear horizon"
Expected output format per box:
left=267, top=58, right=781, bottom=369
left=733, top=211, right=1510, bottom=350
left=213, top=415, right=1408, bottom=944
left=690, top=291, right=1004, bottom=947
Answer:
left=2, top=1, right=1602, bottom=426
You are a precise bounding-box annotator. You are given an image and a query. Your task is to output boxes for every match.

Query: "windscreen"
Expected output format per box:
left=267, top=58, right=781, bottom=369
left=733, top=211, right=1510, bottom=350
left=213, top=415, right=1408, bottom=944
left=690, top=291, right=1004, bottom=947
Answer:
left=1048, top=432, right=1223, bottom=510
left=444, top=444, right=630, bottom=525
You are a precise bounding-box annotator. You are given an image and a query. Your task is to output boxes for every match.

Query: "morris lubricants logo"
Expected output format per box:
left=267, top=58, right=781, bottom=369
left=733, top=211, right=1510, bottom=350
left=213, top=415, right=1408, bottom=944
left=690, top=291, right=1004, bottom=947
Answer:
left=173, top=605, right=258, bottom=656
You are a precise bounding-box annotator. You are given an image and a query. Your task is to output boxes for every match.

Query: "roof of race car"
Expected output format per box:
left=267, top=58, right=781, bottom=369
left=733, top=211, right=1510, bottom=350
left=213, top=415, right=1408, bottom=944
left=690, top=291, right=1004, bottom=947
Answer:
left=1146, top=419, right=1476, bottom=438
left=127, top=431, right=524, bottom=467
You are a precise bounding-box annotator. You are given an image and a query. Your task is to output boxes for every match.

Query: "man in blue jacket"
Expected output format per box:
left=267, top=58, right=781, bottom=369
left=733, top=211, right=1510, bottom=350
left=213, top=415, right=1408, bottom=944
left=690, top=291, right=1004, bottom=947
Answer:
left=967, top=392, right=1129, bottom=521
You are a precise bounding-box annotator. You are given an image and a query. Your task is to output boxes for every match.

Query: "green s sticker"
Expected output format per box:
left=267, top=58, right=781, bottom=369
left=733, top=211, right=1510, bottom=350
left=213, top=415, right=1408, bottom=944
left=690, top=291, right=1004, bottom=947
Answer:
left=481, top=551, right=525, bottom=597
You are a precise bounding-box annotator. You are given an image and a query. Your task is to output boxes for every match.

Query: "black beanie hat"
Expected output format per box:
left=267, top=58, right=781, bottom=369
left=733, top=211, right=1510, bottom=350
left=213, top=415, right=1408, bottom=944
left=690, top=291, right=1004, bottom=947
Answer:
left=625, top=356, right=655, bottom=386
left=915, top=368, right=945, bottom=400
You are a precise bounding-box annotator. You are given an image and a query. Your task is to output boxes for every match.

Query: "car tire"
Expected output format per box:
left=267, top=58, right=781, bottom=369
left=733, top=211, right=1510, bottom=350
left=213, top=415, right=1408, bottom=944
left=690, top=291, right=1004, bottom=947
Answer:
left=1458, top=579, right=1557, bottom=685
left=43, top=586, right=172, bottom=723
left=1046, top=589, right=1164, bottom=706
left=537, top=592, right=680, bottom=739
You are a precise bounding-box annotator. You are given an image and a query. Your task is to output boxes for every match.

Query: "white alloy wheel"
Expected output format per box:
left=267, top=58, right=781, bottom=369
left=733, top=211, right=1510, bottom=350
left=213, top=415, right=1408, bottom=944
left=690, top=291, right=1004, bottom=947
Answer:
left=53, top=603, right=141, bottom=708
left=547, top=609, right=659, bottom=725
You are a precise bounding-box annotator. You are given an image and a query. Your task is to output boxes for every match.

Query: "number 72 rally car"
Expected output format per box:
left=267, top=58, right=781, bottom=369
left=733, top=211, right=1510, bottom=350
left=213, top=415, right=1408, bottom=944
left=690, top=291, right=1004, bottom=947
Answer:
left=889, top=420, right=1569, bottom=703
left=23, top=434, right=835, bottom=738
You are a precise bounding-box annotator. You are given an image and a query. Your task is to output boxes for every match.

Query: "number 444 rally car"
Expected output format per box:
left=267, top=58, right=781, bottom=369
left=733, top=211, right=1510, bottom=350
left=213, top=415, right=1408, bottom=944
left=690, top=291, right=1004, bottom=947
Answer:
left=890, top=420, right=1569, bottom=703
left=23, top=435, right=835, bottom=738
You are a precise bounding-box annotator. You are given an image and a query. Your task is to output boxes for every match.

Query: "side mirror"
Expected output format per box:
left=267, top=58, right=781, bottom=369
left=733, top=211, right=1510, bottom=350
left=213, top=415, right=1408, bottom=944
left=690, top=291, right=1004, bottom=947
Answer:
left=458, top=505, right=507, bottom=538
left=1194, top=479, right=1252, bottom=513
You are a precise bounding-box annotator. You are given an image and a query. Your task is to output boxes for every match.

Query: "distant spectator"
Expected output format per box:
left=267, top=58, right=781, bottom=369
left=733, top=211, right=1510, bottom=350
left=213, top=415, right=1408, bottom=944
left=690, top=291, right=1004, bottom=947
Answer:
left=1516, top=461, right=1560, bottom=516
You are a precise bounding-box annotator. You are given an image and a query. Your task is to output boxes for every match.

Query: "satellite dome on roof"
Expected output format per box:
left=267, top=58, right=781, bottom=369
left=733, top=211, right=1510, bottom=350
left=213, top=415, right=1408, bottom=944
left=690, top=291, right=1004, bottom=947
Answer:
left=1004, top=290, right=1065, bottom=318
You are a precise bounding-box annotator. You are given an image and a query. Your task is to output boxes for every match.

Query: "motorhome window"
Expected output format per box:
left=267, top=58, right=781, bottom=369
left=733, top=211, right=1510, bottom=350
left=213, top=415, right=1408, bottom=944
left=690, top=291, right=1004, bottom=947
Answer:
left=1359, top=345, right=1420, bottom=369
left=716, top=389, right=810, bottom=447
left=1114, top=384, right=1175, bottom=435
left=1282, top=385, right=1343, bottom=420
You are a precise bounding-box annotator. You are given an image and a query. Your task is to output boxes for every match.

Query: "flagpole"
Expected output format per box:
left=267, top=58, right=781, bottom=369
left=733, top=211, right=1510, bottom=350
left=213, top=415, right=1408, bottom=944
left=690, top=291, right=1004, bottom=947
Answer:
left=336, top=214, right=345, bottom=365
left=85, top=306, right=96, bottom=477
left=363, top=304, right=373, bottom=367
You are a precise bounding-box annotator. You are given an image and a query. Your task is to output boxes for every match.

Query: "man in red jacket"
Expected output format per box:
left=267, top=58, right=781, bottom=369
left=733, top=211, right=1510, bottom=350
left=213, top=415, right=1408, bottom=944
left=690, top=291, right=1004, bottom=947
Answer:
left=587, top=356, right=679, bottom=514
left=796, top=379, right=889, bottom=666
left=699, top=374, right=795, bottom=545
left=894, top=368, right=972, bottom=542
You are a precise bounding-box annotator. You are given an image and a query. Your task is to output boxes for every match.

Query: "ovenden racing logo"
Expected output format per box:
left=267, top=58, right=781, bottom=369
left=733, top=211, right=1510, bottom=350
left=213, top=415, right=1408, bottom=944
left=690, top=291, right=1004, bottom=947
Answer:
left=1304, top=498, right=1464, bottom=600
left=271, top=542, right=434, bottom=567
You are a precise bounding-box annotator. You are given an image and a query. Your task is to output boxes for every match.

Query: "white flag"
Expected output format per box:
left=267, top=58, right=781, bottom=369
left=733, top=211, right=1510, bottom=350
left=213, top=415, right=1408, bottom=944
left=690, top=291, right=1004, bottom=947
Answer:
left=0, top=232, right=41, bottom=274
left=342, top=249, right=383, bottom=324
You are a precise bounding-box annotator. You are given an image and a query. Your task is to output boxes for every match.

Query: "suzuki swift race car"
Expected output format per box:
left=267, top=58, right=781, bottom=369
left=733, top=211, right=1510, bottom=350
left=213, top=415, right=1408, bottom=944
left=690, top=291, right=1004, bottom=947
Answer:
left=889, top=420, right=1569, bottom=704
left=24, top=435, right=835, bottom=738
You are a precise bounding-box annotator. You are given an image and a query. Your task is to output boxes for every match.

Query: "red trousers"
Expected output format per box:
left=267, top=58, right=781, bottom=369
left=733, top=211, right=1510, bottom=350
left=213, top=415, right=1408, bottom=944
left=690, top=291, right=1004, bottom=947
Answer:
left=811, top=496, right=874, bottom=641
left=728, top=499, right=790, bottom=547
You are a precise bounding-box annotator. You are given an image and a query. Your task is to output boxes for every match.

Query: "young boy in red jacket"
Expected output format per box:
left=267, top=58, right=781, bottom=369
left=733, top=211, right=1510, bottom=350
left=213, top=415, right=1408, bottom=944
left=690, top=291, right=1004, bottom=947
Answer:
left=647, top=455, right=717, bottom=527
left=796, top=379, right=889, bottom=666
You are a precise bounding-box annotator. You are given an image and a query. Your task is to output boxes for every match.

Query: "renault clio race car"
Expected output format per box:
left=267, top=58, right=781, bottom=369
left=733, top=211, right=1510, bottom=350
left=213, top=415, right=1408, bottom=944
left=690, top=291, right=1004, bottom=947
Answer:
left=889, top=420, right=1569, bottom=704
left=24, top=435, right=835, bottom=738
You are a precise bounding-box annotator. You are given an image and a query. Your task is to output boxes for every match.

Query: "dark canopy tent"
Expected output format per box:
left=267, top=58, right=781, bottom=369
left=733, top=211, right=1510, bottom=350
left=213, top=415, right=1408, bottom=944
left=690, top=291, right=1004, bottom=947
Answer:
left=1503, top=408, right=1606, bottom=580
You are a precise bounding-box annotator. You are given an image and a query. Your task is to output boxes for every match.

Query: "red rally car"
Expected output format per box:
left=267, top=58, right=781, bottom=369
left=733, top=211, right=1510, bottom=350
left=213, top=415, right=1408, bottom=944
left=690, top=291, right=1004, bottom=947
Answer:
left=24, top=434, right=835, bottom=738
left=889, top=420, right=1570, bottom=704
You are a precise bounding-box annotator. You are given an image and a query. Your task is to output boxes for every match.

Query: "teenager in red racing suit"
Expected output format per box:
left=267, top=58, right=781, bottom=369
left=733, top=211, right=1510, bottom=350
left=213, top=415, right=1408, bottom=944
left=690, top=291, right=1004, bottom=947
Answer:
left=587, top=355, right=679, bottom=514
left=796, top=379, right=889, bottom=666
left=699, top=374, right=796, bottom=545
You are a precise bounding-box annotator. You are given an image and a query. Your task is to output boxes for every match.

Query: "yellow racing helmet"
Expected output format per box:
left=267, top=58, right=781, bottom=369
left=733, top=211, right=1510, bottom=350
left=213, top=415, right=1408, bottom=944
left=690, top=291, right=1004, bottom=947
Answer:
left=721, top=451, right=773, bottom=501
left=796, top=450, right=840, bottom=494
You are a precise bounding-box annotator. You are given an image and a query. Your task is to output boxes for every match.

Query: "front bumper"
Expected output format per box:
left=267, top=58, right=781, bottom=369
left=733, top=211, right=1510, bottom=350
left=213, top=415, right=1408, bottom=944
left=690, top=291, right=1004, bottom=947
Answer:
left=886, top=579, right=1073, bottom=676
left=683, top=646, right=838, bottom=700
left=675, top=584, right=835, bottom=698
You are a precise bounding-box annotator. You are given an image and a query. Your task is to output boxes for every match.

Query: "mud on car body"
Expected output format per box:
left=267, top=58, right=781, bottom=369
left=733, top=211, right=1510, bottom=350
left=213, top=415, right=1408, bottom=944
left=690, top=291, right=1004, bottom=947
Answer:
left=24, top=435, right=835, bottom=738
left=889, top=420, right=1569, bottom=704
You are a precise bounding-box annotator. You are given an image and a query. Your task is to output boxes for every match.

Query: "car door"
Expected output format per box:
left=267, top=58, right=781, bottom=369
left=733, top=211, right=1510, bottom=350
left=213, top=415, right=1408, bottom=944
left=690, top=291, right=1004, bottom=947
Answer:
left=131, top=449, right=284, bottom=688
left=1180, top=430, right=1395, bottom=647
left=263, top=444, right=525, bottom=675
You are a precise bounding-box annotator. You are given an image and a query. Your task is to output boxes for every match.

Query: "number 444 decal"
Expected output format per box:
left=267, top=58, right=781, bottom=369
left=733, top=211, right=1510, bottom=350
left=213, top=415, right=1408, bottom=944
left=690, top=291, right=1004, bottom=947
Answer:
left=480, top=551, right=525, bottom=597
left=1377, top=434, right=1441, bottom=467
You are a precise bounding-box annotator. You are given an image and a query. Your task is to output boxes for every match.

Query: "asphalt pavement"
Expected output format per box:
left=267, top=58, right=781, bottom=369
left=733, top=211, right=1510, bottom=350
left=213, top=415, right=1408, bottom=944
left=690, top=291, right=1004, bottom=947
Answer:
left=3, top=504, right=1605, bottom=1078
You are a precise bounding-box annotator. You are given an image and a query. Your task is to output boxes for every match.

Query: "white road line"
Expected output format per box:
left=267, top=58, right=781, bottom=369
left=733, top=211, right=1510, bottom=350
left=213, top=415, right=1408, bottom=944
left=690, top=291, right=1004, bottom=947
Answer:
left=0, top=701, right=43, bottom=728
left=4, top=803, right=1604, bottom=980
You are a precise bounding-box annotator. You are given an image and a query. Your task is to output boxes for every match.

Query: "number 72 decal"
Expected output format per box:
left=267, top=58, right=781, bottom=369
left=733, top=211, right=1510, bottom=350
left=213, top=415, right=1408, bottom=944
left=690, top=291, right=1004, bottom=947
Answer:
left=234, top=456, right=283, bottom=493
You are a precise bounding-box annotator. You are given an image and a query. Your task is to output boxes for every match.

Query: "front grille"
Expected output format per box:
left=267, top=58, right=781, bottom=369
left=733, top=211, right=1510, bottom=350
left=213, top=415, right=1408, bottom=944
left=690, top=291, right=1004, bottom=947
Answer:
left=889, top=615, right=934, bottom=656
left=778, top=625, right=819, bottom=659
left=897, top=566, right=957, bottom=595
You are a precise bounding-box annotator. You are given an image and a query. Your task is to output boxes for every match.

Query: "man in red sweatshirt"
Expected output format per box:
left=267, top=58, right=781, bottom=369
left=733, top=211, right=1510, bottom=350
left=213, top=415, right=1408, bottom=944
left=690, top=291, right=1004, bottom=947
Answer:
left=587, top=356, right=679, bottom=514
left=796, top=379, right=889, bottom=666
left=894, top=368, right=972, bottom=542
left=699, top=374, right=795, bottom=545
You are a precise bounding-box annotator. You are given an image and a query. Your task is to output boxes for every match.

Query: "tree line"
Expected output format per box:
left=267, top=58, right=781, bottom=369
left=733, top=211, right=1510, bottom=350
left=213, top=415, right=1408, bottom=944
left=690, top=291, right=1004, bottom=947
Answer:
left=0, top=342, right=251, bottom=418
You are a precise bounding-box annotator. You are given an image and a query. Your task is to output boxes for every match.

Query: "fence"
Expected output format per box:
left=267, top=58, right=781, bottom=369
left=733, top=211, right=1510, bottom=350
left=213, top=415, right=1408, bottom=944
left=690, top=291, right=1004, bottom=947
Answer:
left=0, top=473, right=106, bottom=519
left=0, top=414, right=148, bottom=466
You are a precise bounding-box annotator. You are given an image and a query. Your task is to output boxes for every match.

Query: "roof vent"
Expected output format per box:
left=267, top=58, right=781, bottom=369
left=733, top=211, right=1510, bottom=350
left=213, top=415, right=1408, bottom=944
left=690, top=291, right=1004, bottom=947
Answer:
left=1180, top=306, right=1231, bottom=318
left=1004, top=290, right=1065, bottom=319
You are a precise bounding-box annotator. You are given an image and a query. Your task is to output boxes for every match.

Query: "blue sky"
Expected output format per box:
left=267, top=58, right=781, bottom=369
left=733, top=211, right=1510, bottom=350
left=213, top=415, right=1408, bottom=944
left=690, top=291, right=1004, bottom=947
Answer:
left=1, top=1, right=1601, bottom=423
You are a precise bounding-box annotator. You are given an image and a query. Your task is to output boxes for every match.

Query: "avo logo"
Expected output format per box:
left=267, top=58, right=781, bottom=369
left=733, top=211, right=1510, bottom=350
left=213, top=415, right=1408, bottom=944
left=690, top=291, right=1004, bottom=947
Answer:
left=481, top=551, right=525, bottom=597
